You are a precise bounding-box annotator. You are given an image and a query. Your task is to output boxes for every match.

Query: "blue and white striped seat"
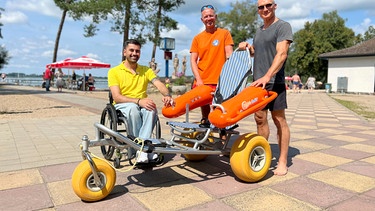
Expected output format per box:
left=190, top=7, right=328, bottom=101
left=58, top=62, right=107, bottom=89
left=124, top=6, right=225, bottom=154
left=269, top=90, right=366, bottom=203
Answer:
left=213, top=48, right=252, bottom=105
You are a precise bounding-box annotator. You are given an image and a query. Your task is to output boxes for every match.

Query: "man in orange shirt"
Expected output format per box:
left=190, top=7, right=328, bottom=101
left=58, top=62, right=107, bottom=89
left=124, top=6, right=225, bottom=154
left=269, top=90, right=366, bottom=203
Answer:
left=190, top=4, right=234, bottom=121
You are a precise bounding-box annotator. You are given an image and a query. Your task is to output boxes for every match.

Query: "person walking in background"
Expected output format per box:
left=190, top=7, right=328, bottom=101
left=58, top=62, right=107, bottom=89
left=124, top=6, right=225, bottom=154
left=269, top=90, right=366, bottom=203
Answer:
left=71, top=70, right=77, bottom=89
left=108, top=39, right=174, bottom=163
left=44, top=66, right=52, bottom=91
left=55, top=68, right=65, bottom=92
left=238, top=0, right=293, bottom=176
left=306, top=75, right=316, bottom=93
left=291, top=73, right=301, bottom=93
left=190, top=4, right=234, bottom=122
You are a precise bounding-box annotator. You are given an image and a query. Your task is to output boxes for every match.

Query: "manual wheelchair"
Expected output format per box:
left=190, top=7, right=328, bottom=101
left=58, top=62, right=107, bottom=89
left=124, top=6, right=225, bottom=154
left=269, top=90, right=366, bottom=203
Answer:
left=99, top=91, right=162, bottom=168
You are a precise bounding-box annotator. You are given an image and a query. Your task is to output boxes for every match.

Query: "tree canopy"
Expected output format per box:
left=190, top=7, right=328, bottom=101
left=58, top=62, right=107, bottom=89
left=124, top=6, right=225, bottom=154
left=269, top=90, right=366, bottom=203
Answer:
left=0, top=7, right=11, bottom=70
left=288, top=11, right=356, bottom=82
left=218, top=0, right=258, bottom=46
left=57, top=0, right=184, bottom=61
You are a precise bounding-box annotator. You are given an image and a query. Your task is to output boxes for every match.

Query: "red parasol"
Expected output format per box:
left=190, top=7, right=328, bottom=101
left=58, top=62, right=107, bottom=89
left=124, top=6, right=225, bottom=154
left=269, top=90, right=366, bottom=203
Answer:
left=59, top=56, right=111, bottom=69
left=45, top=56, right=111, bottom=90
left=46, top=58, right=72, bottom=69
left=46, top=56, right=110, bottom=69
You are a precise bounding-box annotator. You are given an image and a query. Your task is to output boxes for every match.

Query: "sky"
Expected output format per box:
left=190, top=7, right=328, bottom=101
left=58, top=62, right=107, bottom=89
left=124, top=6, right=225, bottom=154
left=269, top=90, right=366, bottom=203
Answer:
left=1, top=0, right=374, bottom=78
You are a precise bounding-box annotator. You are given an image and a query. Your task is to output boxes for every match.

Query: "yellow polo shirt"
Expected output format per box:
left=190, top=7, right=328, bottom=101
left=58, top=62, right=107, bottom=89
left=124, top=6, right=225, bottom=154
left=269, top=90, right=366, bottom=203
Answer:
left=108, top=62, right=157, bottom=101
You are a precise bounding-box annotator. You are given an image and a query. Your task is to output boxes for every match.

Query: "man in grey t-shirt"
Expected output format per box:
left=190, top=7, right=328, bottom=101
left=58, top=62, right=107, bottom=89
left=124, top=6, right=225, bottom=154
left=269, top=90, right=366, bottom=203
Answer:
left=239, top=0, right=293, bottom=176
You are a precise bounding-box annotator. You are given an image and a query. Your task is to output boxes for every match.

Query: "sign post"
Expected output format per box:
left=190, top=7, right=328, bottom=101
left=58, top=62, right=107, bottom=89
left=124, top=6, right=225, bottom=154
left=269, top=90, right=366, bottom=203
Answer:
left=159, top=37, right=175, bottom=78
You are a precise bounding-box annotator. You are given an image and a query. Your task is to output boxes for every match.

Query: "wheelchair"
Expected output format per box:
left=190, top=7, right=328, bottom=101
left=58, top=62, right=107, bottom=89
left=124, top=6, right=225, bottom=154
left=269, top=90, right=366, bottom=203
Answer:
left=72, top=48, right=276, bottom=202
left=99, top=91, right=162, bottom=168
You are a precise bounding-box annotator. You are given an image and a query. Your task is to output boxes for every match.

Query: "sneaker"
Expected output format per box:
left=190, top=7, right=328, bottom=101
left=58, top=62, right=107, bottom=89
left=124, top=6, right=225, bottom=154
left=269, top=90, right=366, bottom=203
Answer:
left=136, top=151, right=149, bottom=163
left=148, top=153, right=158, bottom=161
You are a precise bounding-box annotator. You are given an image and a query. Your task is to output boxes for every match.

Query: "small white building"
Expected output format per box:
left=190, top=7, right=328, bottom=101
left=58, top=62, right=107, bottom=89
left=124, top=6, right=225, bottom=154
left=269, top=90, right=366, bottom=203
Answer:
left=319, top=38, right=375, bottom=94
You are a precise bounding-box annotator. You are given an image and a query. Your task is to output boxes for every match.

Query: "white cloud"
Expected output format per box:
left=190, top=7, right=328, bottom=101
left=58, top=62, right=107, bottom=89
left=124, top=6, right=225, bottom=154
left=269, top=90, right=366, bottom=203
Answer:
left=1, top=11, right=28, bottom=24
left=41, top=49, right=77, bottom=58
left=160, top=23, right=192, bottom=44
left=5, top=0, right=61, bottom=18
left=352, top=18, right=374, bottom=34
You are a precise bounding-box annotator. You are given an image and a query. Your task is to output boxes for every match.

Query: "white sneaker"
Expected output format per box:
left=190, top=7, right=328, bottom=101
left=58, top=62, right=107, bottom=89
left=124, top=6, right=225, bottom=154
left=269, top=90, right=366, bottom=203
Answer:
left=148, top=153, right=158, bottom=161
left=136, top=151, right=149, bottom=163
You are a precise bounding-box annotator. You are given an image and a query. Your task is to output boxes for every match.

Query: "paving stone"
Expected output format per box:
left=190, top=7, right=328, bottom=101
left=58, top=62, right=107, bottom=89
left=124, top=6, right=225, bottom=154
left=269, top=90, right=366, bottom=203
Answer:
left=308, top=168, right=375, bottom=193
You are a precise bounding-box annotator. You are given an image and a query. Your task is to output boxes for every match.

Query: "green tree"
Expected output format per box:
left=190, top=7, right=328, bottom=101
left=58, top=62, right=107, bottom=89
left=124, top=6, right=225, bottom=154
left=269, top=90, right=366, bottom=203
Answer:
left=363, top=25, right=375, bottom=41
left=288, top=11, right=356, bottom=82
left=142, top=0, right=185, bottom=60
left=62, top=0, right=184, bottom=61
left=218, top=0, right=258, bottom=46
left=0, top=7, right=11, bottom=70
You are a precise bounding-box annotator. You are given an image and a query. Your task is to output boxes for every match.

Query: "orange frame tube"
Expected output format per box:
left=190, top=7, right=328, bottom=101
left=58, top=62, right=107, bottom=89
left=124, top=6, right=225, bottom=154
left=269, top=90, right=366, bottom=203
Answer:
left=208, top=86, right=278, bottom=128
left=162, top=85, right=215, bottom=118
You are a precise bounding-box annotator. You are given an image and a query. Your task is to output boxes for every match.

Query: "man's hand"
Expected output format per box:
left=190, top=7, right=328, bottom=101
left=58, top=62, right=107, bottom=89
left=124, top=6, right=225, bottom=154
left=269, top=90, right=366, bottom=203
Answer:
left=162, top=96, right=175, bottom=107
left=138, top=98, right=157, bottom=111
left=250, top=75, right=271, bottom=89
left=238, top=42, right=250, bottom=50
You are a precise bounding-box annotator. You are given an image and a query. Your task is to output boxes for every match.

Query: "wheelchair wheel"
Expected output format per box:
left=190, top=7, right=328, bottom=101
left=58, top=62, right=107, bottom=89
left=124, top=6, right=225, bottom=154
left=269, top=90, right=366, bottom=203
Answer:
left=152, top=117, right=161, bottom=139
left=71, top=158, right=116, bottom=202
left=230, top=133, right=271, bottom=182
left=100, top=104, right=117, bottom=160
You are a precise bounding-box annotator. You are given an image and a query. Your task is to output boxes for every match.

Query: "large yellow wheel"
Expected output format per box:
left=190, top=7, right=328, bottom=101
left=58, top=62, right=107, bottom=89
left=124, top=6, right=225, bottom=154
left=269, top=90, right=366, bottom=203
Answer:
left=72, top=158, right=116, bottom=202
left=180, top=131, right=213, bottom=161
left=230, top=133, right=271, bottom=182
left=181, top=141, right=208, bottom=161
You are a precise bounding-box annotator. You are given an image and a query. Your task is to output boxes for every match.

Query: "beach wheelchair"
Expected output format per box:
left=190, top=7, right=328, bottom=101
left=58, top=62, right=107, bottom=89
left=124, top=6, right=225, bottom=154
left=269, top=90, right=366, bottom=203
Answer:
left=71, top=48, right=278, bottom=202
left=99, top=91, right=162, bottom=168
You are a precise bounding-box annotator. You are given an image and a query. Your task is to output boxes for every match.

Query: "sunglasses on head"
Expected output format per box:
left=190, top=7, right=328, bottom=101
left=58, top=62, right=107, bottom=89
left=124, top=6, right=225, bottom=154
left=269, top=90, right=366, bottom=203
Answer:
left=258, top=3, right=274, bottom=10
left=201, top=5, right=215, bottom=12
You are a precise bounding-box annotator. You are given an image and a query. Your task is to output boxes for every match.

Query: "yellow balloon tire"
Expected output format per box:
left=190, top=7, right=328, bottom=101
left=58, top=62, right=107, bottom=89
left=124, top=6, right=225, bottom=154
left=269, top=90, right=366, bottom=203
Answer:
left=181, top=141, right=208, bottom=161
left=180, top=131, right=213, bottom=161
left=72, top=158, right=116, bottom=202
left=230, top=133, right=271, bottom=182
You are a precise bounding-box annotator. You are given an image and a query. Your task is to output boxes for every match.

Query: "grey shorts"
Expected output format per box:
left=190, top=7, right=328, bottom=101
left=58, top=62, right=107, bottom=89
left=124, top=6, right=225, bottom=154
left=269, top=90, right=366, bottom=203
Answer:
left=263, top=83, right=287, bottom=111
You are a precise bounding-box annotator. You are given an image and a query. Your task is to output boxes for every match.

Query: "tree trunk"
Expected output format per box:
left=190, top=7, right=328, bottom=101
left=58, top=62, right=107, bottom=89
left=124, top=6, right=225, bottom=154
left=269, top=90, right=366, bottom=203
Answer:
left=53, top=10, right=67, bottom=63
left=151, top=1, right=162, bottom=60
left=122, top=0, right=132, bottom=61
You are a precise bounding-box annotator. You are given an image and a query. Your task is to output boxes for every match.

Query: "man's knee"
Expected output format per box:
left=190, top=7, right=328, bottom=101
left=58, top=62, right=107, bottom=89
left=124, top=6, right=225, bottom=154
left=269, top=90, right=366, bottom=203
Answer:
left=254, top=110, right=267, bottom=125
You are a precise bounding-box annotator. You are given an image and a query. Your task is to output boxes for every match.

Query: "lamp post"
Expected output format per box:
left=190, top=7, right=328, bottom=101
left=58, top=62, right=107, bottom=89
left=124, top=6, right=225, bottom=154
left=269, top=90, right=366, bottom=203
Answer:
left=159, top=37, right=175, bottom=78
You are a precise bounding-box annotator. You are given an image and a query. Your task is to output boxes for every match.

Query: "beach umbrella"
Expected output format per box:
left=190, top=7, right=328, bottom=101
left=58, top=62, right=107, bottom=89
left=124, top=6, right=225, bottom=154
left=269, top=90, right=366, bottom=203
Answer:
left=58, top=56, right=111, bottom=90
left=46, top=58, right=73, bottom=69
left=59, top=56, right=111, bottom=69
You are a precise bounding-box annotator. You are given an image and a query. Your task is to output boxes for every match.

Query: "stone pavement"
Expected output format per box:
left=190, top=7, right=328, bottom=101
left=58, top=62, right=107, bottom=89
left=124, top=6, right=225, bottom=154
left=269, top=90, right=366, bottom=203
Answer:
left=0, top=85, right=375, bottom=210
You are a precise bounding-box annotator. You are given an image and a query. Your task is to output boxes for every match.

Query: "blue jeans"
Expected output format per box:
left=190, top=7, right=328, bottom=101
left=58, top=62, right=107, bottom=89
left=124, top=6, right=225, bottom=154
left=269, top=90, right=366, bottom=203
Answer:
left=45, top=79, right=51, bottom=91
left=114, top=102, right=157, bottom=139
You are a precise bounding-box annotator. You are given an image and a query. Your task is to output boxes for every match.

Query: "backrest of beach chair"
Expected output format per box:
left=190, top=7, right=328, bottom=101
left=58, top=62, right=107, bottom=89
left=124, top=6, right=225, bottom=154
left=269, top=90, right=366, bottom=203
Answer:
left=213, top=48, right=252, bottom=104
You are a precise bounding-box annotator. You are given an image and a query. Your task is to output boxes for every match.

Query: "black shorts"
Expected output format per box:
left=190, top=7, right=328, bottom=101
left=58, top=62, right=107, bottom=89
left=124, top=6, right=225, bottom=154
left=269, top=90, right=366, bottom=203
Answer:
left=263, top=83, right=287, bottom=111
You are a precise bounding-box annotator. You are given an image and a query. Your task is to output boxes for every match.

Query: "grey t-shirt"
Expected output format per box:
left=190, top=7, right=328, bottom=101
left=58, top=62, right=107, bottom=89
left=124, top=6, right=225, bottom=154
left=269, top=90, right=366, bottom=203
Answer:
left=253, top=19, right=293, bottom=84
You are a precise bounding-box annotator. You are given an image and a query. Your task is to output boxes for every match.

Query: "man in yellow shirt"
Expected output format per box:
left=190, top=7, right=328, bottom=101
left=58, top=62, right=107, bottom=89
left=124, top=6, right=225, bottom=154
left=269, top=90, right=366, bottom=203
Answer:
left=108, top=39, right=173, bottom=163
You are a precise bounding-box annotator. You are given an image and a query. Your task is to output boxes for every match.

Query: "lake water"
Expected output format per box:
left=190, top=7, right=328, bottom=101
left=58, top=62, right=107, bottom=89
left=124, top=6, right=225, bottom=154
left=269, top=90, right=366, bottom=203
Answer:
left=2, top=77, right=109, bottom=90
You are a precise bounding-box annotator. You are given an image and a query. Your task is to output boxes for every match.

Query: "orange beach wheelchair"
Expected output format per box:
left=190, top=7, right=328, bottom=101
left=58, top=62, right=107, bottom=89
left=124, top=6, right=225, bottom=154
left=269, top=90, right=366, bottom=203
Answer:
left=71, top=48, right=277, bottom=202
